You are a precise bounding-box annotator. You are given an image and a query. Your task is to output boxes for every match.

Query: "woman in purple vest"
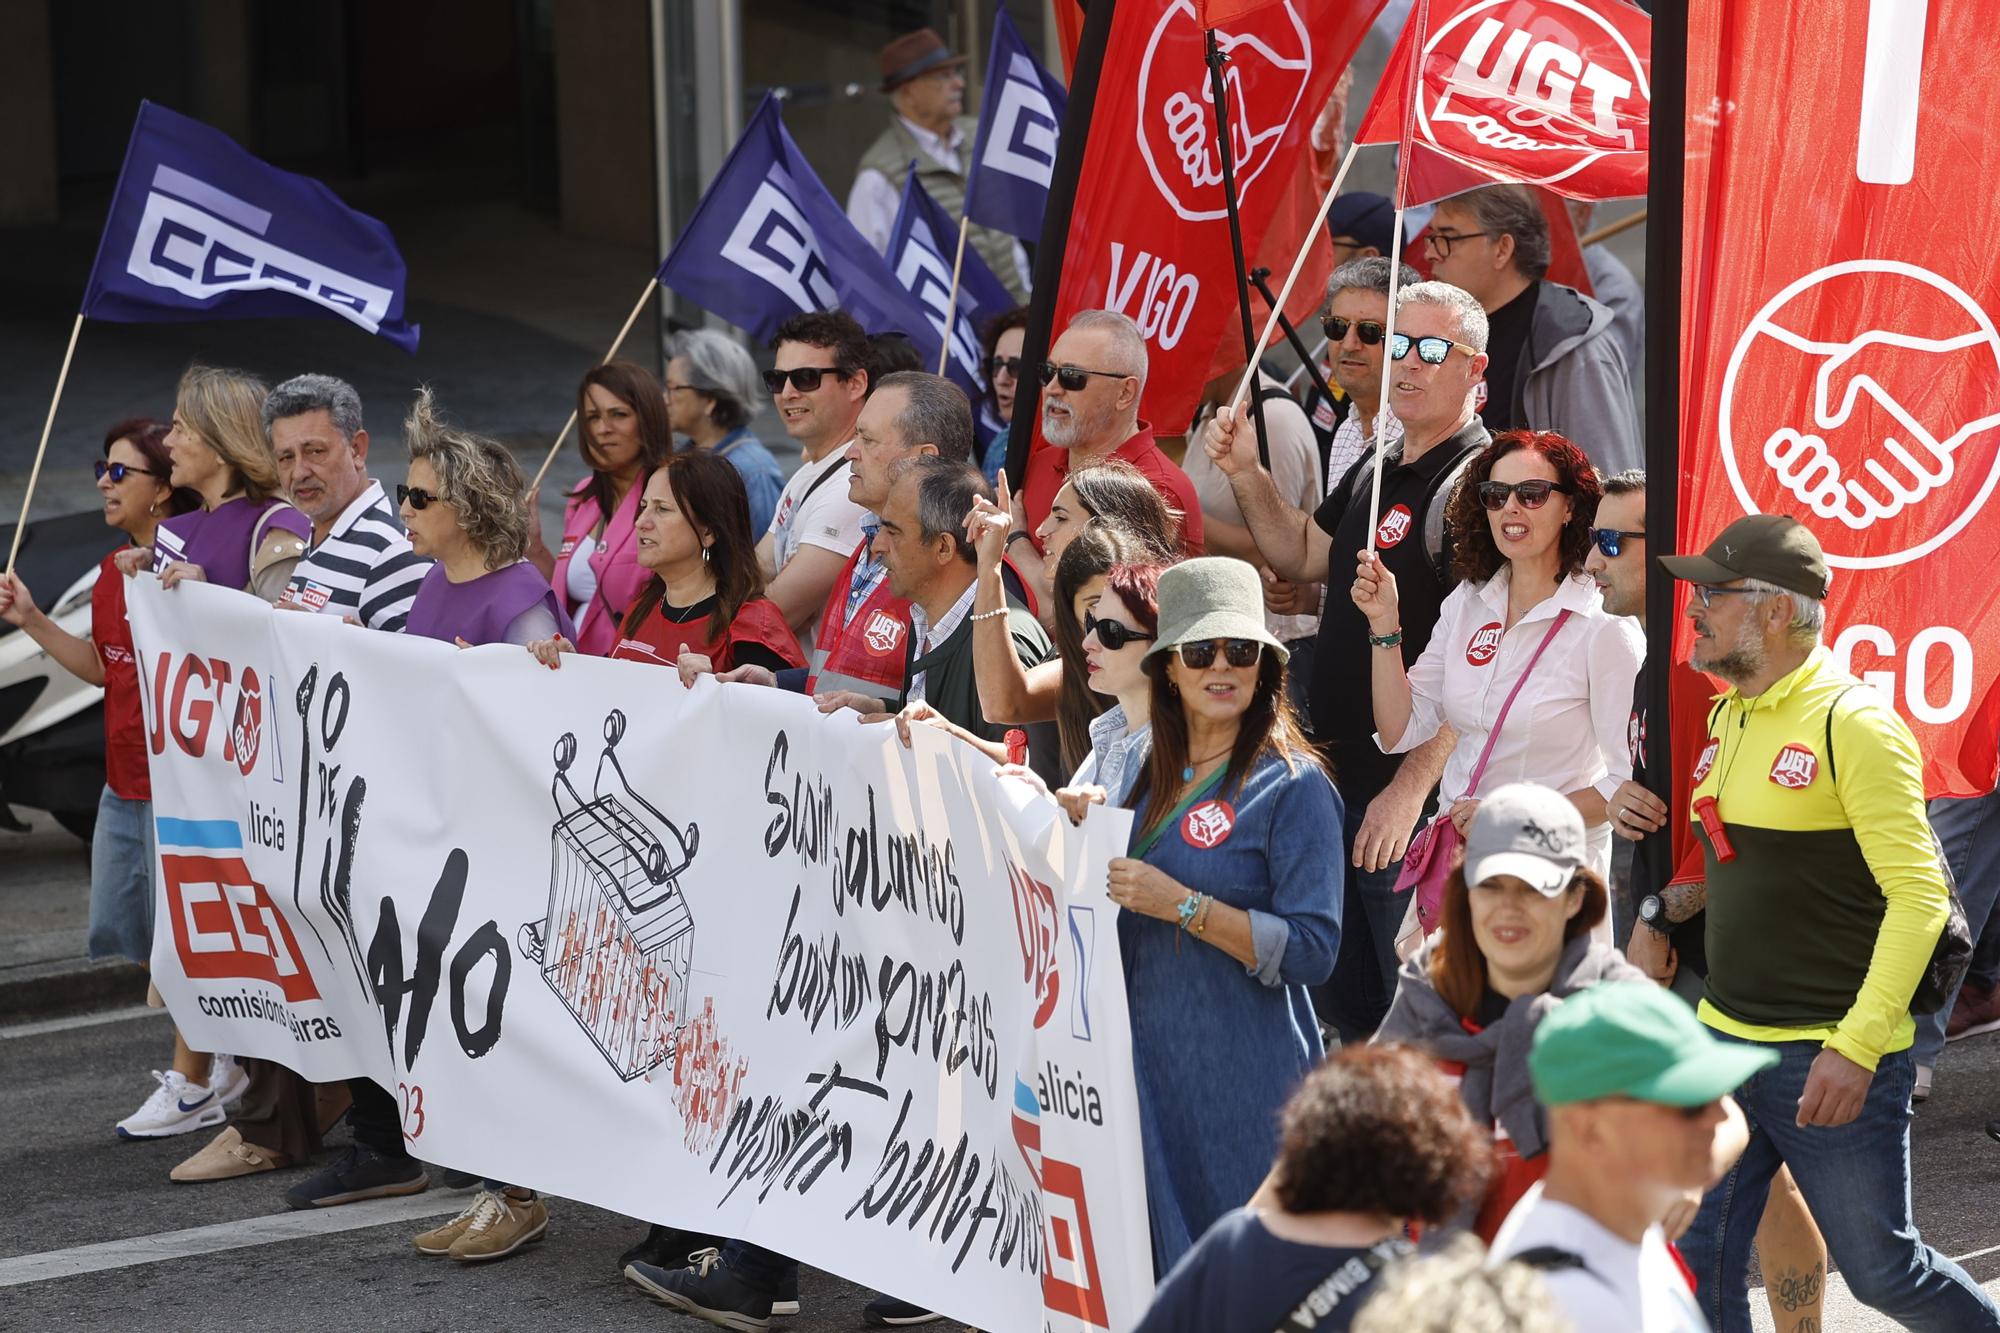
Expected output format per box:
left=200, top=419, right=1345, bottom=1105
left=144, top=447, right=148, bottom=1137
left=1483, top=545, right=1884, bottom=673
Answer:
left=398, top=389, right=570, bottom=650
left=118, top=365, right=311, bottom=598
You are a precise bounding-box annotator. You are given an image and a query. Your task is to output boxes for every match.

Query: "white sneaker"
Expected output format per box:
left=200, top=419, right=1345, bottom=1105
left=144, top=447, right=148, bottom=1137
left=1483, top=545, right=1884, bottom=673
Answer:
left=116, top=1070, right=228, bottom=1140
left=209, top=1054, right=250, bottom=1107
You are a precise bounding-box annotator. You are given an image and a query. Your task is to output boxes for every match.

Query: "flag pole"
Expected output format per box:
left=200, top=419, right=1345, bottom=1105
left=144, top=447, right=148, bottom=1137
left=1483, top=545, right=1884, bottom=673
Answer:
left=530, top=276, right=661, bottom=494
left=1227, top=140, right=1363, bottom=417
left=5, top=313, right=85, bottom=577
left=1205, top=28, right=1272, bottom=470
left=1246, top=267, right=1339, bottom=410
left=1366, top=0, right=1430, bottom=556
left=937, top=215, right=972, bottom=377
left=1581, top=206, right=1648, bottom=248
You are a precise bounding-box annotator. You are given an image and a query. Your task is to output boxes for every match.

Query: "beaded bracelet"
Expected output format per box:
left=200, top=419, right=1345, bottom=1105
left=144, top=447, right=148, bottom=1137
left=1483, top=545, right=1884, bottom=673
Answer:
left=968, top=606, right=1011, bottom=622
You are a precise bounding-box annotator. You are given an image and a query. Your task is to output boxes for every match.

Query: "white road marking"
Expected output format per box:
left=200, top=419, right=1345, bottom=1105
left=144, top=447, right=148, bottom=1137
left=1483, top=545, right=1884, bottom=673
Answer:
left=0, top=1006, right=164, bottom=1040
left=0, top=1193, right=459, bottom=1288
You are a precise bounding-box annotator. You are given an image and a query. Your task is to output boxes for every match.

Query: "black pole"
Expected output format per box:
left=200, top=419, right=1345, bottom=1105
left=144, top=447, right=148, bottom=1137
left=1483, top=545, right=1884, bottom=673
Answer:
left=1247, top=265, right=1338, bottom=408
left=1204, top=29, right=1272, bottom=470
left=1005, top=0, right=1118, bottom=491
left=1639, top=0, right=1686, bottom=897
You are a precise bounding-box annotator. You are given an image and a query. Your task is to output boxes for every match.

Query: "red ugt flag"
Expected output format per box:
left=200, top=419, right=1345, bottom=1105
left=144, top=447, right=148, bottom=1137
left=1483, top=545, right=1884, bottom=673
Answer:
left=1679, top=0, right=2000, bottom=797
left=1040, top=0, right=1383, bottom=437
left=1356, top=0, right=1651, bottom=206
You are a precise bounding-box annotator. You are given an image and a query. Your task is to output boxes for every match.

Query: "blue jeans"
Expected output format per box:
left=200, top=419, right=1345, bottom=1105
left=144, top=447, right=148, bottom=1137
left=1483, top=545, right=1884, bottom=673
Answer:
left=87, top=787, right=154, bottom=964
left=1679, top=1038, right=1999, bottom=1331
left=1314, top=778, right=1417, bottom=1043
left=1918, top=793, right=2000, bottom=1067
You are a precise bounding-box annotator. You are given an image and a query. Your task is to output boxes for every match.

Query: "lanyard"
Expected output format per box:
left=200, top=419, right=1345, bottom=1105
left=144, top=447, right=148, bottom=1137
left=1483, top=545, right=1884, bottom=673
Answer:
left=1131, top=767, right=1227, bottom=861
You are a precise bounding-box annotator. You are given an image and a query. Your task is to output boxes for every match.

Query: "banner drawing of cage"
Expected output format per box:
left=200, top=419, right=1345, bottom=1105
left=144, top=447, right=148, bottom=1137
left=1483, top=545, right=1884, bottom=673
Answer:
left=516, top=710, right=698, bottom=1082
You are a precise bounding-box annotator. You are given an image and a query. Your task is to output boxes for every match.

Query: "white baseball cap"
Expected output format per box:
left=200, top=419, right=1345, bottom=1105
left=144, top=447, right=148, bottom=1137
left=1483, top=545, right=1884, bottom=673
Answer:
left=1464, top=783, right=1587, bottom=895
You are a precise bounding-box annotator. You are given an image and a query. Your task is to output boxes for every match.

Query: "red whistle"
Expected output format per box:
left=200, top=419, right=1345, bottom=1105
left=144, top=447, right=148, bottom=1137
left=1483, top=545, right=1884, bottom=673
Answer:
left=1694, top=796, right=1735, bottom=862
left=1005, top=728, right=1029, bottom=767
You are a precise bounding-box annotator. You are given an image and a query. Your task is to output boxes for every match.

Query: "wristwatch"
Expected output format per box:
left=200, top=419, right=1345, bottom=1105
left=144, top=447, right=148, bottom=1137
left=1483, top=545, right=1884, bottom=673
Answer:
left=1637, top=893, right=1672, bottom=934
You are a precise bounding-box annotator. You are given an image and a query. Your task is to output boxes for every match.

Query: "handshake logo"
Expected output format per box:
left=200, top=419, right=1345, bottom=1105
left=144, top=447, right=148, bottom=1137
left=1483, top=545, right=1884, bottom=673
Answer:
left=1721, top=260, right=2000, bottom=570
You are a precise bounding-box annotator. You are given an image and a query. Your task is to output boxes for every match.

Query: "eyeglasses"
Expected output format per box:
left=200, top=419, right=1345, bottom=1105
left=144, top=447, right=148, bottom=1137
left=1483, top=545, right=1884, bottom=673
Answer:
left=1175, top=638, right=1263, bottom=670
left=94, top=461, right=161, bottom=483
left=987, top=354, right=1024, bottom=380
left=396, top=484, right=440, bottom=511
left=1321, top=316, right=1386, bottom=346
left=1389, top=333, right=1479, bottom=365
left=1424, top=228, right=1494, bottom=259
left=1690, top=584, right=1763, bottom=609
left=1590, top=528, right=1646, bottom=558
left=761, top=365, right=845, bottom=394
left=1476, top=480, right=1572, bottom=511
left=663, top=383, right=698, bottom=396
left=1083, top=612, right=1153, bottom=652
left=1038, top=362, right=1130, bottom=391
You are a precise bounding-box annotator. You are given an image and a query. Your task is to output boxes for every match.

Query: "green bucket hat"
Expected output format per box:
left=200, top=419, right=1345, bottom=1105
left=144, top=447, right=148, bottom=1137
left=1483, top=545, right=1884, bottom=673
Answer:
left=1146, top=557, right=1289, bottom=665
left=1530, top=982, right=1779, bottom=1108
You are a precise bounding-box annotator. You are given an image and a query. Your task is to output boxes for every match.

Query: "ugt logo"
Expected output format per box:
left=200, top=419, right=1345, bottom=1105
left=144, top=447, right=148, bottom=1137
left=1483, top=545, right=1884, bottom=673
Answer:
left=1769, top=743, right=1820, bottom=789
left=1466, top=622, right=1504, bottom=666
left=148, top=651, right=275, bottom=779
left=1375, top=503, right=1414, bottom=548
left=1007, top=862, right=1061, bottom=1030
left=863, top=610, right=905, bottom=656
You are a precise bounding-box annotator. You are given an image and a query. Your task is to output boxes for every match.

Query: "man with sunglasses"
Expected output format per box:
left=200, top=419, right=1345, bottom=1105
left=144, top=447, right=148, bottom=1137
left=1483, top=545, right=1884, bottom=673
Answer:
left=1424, top=184, right=1639, bottom=475
left=755, top=312, right=874, bottom=640
left=1017, top=309, right=1205, bottom=558
left=1660, top=516, right=1997, bottom=1331
left=1300, top=256, right=1417, bottom=497
left=1203, top=280, right=1492, bottom=1042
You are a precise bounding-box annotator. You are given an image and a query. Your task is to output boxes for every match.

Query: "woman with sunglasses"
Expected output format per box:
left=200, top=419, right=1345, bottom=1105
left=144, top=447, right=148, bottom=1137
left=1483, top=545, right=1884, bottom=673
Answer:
left=117, top=365, right=311, bottom=600
left=1107, top=557, right=1344, bottom=1272
left=963, top=462, right=1179, bottom=765
left=527, top=361, right=674, bottom=657
left=1376, top=784, right=1646, bottom=1242
left=1352, top=429, right=1642, bottom=906
left=0, top=420, right=221, bottom=1141
left=525, top=450, right=802, bottom=679
left=399, top=390, right=570, bottom=650
left=977, top=305, right=1028, bottom=483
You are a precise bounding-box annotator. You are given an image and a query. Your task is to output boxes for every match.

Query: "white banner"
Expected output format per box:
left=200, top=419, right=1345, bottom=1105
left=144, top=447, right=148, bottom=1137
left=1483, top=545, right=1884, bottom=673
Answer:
left=128, top=578, right=1149, bottom=1331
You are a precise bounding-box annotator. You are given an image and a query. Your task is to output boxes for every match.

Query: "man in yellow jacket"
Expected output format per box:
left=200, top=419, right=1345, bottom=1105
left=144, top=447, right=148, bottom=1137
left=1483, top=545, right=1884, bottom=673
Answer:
left=1661, top=514, right=1995, bottom=1332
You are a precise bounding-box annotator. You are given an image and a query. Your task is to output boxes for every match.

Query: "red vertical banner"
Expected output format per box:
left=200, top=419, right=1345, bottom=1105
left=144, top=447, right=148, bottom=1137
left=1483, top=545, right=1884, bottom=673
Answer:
left=1679, top=0, right=2000, bottom=796
left=1040, top=0, right=1383, bottom=438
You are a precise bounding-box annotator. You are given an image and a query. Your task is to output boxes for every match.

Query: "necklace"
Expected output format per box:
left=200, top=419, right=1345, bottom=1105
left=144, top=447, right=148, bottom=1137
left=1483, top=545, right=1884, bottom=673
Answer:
left=1180, top=744, right=1233, bottom=783
left=660, top=589, right=715, bottom=623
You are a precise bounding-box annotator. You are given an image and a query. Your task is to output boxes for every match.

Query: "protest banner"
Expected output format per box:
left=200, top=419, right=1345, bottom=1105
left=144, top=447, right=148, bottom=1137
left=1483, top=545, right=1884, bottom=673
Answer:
left=1678, top=0, right=2000, bottom=796
left=127, top=578, right=1150, bottom=1331
left=1355, top=0, right=1652, bottom=206
left=1031, top=0, right=1382, bottom=438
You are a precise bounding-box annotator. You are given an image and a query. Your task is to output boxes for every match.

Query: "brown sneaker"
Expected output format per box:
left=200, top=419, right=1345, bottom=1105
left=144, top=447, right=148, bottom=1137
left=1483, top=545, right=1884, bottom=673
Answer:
left=414, top=1194, right=489, bottom=1256
left=446, top=1190, right=549, bottom=1263
left=1946, top=981, right=2000, bottom=1041
left=169, top=1126, right=287, bottom=1182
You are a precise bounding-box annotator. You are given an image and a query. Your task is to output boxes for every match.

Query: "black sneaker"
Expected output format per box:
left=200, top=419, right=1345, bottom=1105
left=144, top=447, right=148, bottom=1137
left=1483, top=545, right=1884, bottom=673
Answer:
left=625, top=1251, right=772, bottom=1332
left=283, top=1142, right=429, bottom=1210
left=617, top=1223, right=723, bottom=1274
left=864, top=1294, right=943, bottom=1326
left=773, top=1263, right=799, bottom=1317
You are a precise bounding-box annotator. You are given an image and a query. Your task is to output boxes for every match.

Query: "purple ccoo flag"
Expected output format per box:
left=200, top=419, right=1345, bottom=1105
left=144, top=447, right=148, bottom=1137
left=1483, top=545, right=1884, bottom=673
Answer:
left=964, top=7, right=1068, bottom=243
left=82, top=101, right=420, bottom=352
left=887, top=172, right=1016, bottom=407
left=656, top=94, right=940, bottom=361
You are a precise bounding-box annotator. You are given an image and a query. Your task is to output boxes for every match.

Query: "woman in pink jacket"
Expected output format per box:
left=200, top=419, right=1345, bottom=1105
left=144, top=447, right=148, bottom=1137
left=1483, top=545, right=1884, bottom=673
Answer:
left=530, top=360, right=673, bottom=655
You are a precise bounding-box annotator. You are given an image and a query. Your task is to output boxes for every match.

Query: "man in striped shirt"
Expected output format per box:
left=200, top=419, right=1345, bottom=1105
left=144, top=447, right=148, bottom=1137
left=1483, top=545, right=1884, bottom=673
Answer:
left=268, top=374, right=430, bottom=632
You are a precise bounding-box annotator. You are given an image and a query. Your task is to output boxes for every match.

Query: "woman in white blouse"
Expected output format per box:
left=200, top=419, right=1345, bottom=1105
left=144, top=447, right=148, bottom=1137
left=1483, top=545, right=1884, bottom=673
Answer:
left=1350, top=430, right=1643, bottom=889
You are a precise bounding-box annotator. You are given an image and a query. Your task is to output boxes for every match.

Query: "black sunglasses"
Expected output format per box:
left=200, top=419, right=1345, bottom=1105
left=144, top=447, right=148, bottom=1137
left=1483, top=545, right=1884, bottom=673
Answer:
left=1084, top=611, right=1153, bottom=652
left=1477, top=480, right=1572, bottom=511
left=1389, top=333, right=1478, bottom=365
left=94, top=461, right=162, bottom=483
left=1176, top=638, right=1263, bottom=670
left=1320, top=316, right=1387, bottom=346
left=987, top=354, right=1025, bottom=379
left=396, top=484, right=441, bottom=511
left=1038, top=361, right=1130, bottom=391
left=1590, top=528, right=1646, bottom=558
left=761, top=365, right=845, bottom=394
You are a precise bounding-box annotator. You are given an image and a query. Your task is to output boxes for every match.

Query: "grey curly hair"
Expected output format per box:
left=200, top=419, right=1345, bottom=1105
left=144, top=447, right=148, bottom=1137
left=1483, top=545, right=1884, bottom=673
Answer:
left=403, top=388, right=529, bottom=570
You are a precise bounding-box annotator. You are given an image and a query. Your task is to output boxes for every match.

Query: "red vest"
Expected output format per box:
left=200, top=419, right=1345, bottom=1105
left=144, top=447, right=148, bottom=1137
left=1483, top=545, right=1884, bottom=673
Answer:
left=805, top=542, right=911, bottom=696
left=612, top=596, right=803, bottom=672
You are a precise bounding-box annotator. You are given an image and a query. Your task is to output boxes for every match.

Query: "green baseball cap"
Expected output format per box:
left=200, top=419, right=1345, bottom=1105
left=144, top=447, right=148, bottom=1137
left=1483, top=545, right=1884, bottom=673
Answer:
left=1657, top=513, right=1831, bottom=600
left=1530, top=983, right=1779, bottom=1108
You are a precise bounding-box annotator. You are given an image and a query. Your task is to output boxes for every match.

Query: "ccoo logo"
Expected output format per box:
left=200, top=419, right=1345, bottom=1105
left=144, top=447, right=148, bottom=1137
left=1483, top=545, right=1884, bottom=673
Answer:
left=1134, top=0, right=1313, bottom=223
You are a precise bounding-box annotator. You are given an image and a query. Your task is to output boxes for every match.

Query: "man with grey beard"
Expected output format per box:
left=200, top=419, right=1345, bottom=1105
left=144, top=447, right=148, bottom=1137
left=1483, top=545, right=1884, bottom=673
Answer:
left=1015, top=309, right=1204, bottom=569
